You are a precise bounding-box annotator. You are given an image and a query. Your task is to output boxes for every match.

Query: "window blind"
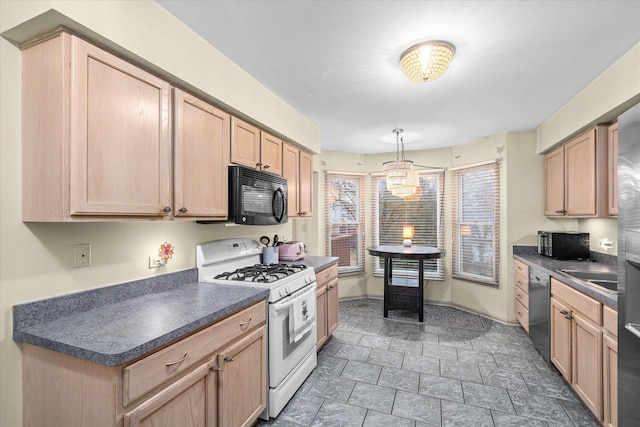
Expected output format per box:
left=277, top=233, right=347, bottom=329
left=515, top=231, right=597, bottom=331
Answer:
left=324, top=172, right=366, bottom=274
left=371, top=170, right=445, bottom=280
left=451, top=161, right=500, bottom=286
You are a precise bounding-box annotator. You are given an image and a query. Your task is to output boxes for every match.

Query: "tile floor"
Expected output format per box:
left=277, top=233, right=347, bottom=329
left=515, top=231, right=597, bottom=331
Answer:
left=258, top=298, right=601, bottom=427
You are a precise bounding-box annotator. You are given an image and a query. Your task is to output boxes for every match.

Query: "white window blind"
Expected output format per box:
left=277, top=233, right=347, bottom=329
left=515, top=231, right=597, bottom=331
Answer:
left=371, top=170, right=445, bottom=280
left=325, top=172, right=366, bottom=274
left=451, top=161, right=500, bottom=286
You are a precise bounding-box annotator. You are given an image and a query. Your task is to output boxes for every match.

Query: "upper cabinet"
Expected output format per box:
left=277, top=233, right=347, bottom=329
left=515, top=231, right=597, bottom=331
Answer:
left=544, top=125, right=611, bottom=218
left=608, top=122, right=618, bottom=216
left=231, top=117, right=283, bottom=175
left=282, top=142, right=313, bottom=218
left=174, top=89, right=230, bottom=220
left=22, top=31, right=172, bottom=221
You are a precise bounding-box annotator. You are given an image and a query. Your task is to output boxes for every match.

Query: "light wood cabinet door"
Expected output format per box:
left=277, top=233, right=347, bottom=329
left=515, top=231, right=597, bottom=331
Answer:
left=572, top=312, right=603, bottom=419
left=298, top=150, right=313, bottom=217
left=316, top=284, right=328, bottom=350
left=603, top=333, right=618, bottom=427
left=282, top=142, right=301, bottom=217
left=327, top=279, right=339, bottom=336
left=69, top=36, right=172, bottom=217
left=564, top=129, right=597, bottom=216
left=260, top=132, right=283, bottom=175
left=231, top=117, right=261, bottom=170
left=124, top=360, right=217, bottom=427
left=608, top=122, right=618, bottom=216
left=217, top=327, right=267, bottom=427
left=550, top=297, right=572, bottom=381
left=174, top=89, right=230, bottom=219
left=544, top=146, right=565, bottom=216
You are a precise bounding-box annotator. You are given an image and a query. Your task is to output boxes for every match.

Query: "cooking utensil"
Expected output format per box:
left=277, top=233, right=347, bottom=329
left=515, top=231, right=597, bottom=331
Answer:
left=272, top=234, right=279, bottom=247
left=259, top=235, right=270, bottom=248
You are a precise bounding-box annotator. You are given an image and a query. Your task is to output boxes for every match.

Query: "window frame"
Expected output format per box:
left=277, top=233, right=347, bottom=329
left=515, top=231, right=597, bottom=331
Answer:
left=450, top=160, right=501, bottom=287
left=324, top=171, right=366, bottom=275
left=370, top=169, right=445, bottom=280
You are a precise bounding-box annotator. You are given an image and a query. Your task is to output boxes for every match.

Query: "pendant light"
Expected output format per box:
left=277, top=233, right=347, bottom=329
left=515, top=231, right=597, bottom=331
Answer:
left=383, top=128, right=419, bottom=197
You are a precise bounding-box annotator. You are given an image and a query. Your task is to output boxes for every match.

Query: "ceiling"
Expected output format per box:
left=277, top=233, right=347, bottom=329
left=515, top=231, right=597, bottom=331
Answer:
left=156, top=1, right=640, bottom=154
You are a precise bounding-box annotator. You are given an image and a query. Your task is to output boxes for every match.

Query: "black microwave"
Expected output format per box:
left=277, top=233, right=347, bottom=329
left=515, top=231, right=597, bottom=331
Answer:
left=538, top=231, right=590, bottom=260
left=228, top=166, right=287, bottom=225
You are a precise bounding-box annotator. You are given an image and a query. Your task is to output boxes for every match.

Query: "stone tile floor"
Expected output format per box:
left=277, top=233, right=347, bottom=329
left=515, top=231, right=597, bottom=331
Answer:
left=257, top=298, right=601, bottom=427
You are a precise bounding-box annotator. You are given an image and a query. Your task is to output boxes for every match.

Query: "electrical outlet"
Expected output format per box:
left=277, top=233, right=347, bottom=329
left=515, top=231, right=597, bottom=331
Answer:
left=74, top=244, right=91, bottom=268
left=600, top=240, right=615, bottom=250
left=149, top=257, right=163, bottom=269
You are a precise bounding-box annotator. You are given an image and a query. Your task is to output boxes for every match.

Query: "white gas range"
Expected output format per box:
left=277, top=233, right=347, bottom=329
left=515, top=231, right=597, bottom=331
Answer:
left=196, top=238, right=317, bottom=419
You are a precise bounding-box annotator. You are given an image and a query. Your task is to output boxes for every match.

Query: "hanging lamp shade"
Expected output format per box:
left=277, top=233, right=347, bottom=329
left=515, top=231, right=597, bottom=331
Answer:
left=384, top=129, right=419, bottom=197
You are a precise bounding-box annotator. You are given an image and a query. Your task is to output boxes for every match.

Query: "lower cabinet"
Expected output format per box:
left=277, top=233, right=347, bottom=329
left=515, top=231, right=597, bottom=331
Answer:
left=315, top=263, right=339, bottom=350
left=23, top=300, right=267, bottom=427
left=550, top=278, right=618, bottom=425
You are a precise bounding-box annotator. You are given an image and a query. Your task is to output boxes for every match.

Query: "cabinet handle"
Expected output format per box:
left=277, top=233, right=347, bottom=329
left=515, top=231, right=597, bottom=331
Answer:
left=299, top=212, right=307, bottom=216
left=256, top=162, right=263, bottom=168
left=224, top=356, right=234, bottom=362
left=517, top=293, right=522, bottom=298
left=210, top=365, right=219, bottom=372
left=239, top=318, right=252, bottom=329
left=179, top=207, right=187, bottom=213
left=559, top=310, right=569, bottom=315
left=555, top=209, right=567, bottom=214
left=163, top=206, right=172, bottom=213
left=166, top=353, right=188, bottom=366
left=263, top=164, right=270, bottom=169
left=517, top=311, right=522, bottom=317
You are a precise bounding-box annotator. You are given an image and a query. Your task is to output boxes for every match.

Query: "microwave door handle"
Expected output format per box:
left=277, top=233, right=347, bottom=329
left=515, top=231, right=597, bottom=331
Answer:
left=273, top=187, right=285, bottom=222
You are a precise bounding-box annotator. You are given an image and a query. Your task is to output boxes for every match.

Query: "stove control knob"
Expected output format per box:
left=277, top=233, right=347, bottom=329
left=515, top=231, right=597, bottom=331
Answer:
left=285, top=286, right=292, bottom=294
left=306, top=276, right=313, bottom=285
left=280, top=289, right=287, bottom=298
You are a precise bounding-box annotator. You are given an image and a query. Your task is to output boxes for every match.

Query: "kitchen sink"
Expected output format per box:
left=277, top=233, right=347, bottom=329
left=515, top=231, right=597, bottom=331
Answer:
left=557, top=269, right=617, bottom=292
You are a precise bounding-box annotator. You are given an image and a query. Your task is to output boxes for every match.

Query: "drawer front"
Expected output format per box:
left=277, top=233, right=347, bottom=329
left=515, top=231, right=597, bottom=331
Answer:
left=515, top=285, right=529, bottom=308
left=551, top=278, right=602, bottom=325
left=316, top=263, right=338, bottom=288
left=514, top=259, right=528, bottom=277
left=603, top=305, right=617, bottom=338
left=515, top=299, right=529, bottom=333
left=514, top=271, right=529, bottom=295
left=123, top=300, right=265, bottom=406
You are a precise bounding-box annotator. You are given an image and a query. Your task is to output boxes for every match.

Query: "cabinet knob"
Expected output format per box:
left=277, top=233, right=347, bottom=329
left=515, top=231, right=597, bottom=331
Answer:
left=210, top=365, right=219, bottom=372
left=224, top=356, right=234, bottom=362
left=555, top=209, right=567, bottom=214
left=179, top=207, right=187, bottom=213
left=263, top=164, right=270, bottom=169
left=256, top=162, right=263, bottom=168
left=163, top=206, right=172, bottom=213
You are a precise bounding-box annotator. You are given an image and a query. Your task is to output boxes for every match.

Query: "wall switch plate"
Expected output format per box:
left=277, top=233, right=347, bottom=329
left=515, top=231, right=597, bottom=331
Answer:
left=74, top=244, right=91, bottom=268
left=149, top=257, right=163, bottom=269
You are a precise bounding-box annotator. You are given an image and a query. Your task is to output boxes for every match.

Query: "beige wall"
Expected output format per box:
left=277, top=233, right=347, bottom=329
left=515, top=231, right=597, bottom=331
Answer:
left=0, top=2, right=321, bottom=426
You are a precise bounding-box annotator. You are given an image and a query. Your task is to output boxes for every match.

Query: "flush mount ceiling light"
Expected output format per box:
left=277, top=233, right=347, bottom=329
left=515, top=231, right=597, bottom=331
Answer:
left=400, top=40, right=455, bottom=82
left=383, top=128, right=419, bottom=197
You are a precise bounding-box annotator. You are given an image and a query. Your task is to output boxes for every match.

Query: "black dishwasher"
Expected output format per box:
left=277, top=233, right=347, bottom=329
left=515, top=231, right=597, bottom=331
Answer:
left=528, top=266, right=550, bottom=362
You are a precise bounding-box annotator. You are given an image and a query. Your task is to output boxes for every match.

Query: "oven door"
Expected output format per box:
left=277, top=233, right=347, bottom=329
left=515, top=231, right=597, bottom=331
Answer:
left=268, top=283, right=317, bottom=388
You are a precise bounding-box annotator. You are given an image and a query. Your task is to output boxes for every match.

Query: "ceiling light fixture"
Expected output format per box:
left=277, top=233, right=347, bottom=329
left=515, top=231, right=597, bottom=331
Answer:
left=383, top=128, right=419, bottom=197
left=400, top=40, right=455, bottom=82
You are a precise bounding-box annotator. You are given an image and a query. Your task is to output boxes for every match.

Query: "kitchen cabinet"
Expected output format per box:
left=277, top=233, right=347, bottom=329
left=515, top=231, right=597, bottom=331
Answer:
left=231, top=117, right=283, bottom=175
left=513, top=259, right=529, bottom=332
left=315, top=263, right=339, bottom=350
left=22, top=30, right=172, bottom=221
left=23, top=301, right=267, bottom=427
left=174, top=89, right=230, bottom=219
left=608, top=122, right=618, bottom=216
left=603, top=305, right=618, bottom=427
left=283, top=142, right=313, bottom=218
left=544, top=125, right=610, bottom=217
left=550, top=278, right=606, bottom=421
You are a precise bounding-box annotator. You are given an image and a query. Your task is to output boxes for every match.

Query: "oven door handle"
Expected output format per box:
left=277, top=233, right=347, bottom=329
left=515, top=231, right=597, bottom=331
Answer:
left=271, top=284, right=315, bottom=313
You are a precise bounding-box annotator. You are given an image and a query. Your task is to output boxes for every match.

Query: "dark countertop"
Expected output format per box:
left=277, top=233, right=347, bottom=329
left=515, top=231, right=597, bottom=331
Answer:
left=287, top=256, right=339, bottom=273
left=13, top=272, right=268, bottom=366
left=514, top=253, right=617, bottom=309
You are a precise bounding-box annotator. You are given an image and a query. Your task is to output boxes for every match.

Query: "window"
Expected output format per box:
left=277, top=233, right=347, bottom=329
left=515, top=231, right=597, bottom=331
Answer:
left=325, top=172, right=366, bottom=274
left=371, top=170, right=445, bottom=280
left=451, top=161, right=500, bottom=286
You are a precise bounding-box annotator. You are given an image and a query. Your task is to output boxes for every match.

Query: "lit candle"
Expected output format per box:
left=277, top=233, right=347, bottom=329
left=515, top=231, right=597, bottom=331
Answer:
left=403, top=226, right=414, bottom=247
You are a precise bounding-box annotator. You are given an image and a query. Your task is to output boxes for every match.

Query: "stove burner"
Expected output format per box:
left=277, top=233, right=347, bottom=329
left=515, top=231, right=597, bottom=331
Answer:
left=214, top=263, right=307, bottom=283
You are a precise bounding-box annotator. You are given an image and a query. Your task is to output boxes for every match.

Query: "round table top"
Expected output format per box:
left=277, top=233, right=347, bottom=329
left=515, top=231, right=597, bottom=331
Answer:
left=367, top=245, right=445, bottom=260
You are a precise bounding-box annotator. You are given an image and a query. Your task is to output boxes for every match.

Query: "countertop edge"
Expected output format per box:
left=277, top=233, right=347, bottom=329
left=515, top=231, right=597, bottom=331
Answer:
left=514, top=254, right=617, bottom=309
left=14, top=285, right=269, bottom=366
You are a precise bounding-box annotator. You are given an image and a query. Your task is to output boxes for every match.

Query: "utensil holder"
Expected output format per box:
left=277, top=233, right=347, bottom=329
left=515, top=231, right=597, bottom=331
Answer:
left=263, top=247, right=279, bottom=265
